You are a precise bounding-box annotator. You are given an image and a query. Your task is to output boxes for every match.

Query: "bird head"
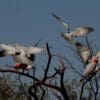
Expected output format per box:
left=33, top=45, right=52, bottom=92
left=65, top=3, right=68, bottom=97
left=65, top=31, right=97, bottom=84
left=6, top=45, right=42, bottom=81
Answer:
left=91, top=56, right=98, bottom=63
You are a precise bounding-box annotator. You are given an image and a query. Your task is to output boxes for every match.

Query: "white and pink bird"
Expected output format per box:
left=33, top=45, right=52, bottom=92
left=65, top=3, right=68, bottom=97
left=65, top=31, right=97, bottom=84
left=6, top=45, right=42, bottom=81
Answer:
left=0, top=43, right=45, bottom=70
left=80, top=56, right=98, bottom=81
left=52, top=14, right=94, bottom=44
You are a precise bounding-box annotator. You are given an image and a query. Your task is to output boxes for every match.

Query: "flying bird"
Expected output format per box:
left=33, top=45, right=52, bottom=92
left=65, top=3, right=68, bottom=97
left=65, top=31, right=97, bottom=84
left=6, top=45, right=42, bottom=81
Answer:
left=80, top=56, right=98, bottom=81
left=75, top=42, right=91, bottom=64
left=52, top=13, right=73, bottom=44
left=13, top=44, right=45, bottom=70
left=60, top=26, right=94, bottom=44
left=52, top=14, right=94, bottom=44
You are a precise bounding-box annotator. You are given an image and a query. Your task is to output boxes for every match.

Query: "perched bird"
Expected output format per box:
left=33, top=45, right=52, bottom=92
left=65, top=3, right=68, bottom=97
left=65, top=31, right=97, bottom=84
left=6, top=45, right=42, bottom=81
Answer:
left=75, top=42, right=91, bottom=64
left=52, top=14, right=94, bottom=44
left=80, top=56, right=98, bottom=81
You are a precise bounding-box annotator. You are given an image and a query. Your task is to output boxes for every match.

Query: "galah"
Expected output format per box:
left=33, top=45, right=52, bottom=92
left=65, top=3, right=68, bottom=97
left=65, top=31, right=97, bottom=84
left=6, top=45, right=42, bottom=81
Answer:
left=52, top=14, right=94, bottom=36
left=80, top=56, right=98, bottom=81
left=75, top=42, right=91, bottom=64
left=52, top=14, right=94, bottom=43
left=52, top=14, right=74, bottom=44
left=60, top=26, right=94, bottom=44
left=0, top=43, right=45, bottom=70
left=13, top=44, right=45, bottom=70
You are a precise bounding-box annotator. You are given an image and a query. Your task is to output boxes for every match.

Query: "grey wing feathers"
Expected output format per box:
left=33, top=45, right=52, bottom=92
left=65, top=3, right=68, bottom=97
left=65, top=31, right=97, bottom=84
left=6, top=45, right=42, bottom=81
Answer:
left=52, top=13, right=69, bottom=29
left=72, top=26, right=94, bottom=36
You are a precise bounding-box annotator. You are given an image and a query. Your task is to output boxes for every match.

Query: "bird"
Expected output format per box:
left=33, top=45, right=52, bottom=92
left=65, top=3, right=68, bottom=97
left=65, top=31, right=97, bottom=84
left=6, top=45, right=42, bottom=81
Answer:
left=13, top=44, right=45, bottom=70
left=96, top=51, right=100, bottom=63
left=52, top=13, right=73, bottom=44
left=60, top=26, right=94, bottom=44
left=75, top=42, right=91, bottom=64
left=52, top=13, right=94, bottom=44
left=80, top=56, right=98, bottom=82
left=60, top=32, right=74, bottom=44
left=0, top=43, right=45, bottom=70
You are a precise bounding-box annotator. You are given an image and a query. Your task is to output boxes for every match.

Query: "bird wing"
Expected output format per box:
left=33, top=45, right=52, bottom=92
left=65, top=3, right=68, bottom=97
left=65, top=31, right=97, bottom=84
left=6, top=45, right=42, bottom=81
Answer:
left=52, top=13, right=70, bottom=30
left=72, top=26, right=94, bottom=36
left=75, top=42, right=90, bottom=52
left=26, top=47, right=45, bottom=55
left=14, top=44, right=45, bottom=55
left=0, top=44, right=18, bottom=56
left=75, top=42, right=91, bottom=63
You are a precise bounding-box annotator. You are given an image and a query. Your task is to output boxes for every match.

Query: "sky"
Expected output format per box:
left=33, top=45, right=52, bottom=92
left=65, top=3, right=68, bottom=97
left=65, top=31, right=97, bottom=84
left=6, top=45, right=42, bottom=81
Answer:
left=0, top=0, right=100, bottom=78
left=0, top=0, right=99, bottom=45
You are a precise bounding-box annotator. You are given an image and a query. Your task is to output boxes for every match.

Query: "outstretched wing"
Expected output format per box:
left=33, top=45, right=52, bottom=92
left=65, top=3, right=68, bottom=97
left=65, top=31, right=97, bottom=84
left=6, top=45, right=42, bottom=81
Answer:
left=25, top=47, right=45, bottom=55
left=72, top=26, right=94, bottom=36
left=52, top=13, right=70, bottom=30
left=0, top=44, right=19, bottom=57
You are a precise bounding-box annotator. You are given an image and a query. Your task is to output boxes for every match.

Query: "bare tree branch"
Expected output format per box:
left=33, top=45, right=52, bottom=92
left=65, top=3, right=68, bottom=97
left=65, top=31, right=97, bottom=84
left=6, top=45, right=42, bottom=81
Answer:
left=0, top=68, right=38, bottom=81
